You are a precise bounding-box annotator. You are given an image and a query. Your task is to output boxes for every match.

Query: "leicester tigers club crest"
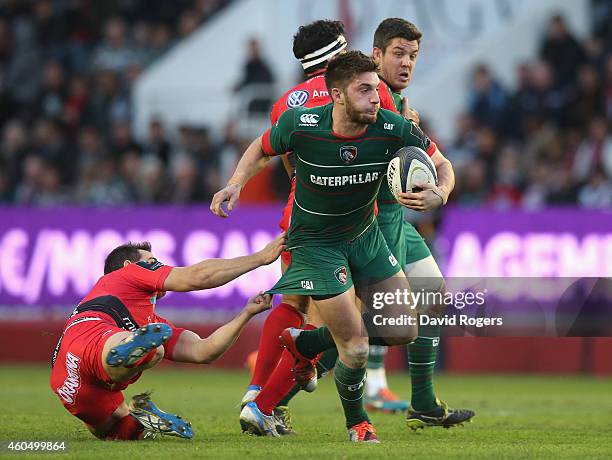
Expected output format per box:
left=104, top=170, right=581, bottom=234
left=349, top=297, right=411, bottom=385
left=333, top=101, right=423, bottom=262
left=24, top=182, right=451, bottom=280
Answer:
left=339, top=146, right=358, bottom=164
left=287, top=90, right=309, bottom=108
left=334, top=266, right=348, bottom=285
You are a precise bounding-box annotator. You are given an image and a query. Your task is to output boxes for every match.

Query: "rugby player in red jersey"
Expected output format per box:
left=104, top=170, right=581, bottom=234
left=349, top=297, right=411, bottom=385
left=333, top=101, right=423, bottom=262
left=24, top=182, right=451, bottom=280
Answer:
left=235, top=20, right=406, bottom=431
left=50, top=236, right=285, bottom=440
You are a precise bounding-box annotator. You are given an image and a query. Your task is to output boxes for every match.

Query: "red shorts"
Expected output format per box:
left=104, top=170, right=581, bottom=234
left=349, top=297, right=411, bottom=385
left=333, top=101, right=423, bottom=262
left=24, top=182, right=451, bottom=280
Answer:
left=49, top=312, right=185, bottom=426
left=279, top=176, right=296, bottom=266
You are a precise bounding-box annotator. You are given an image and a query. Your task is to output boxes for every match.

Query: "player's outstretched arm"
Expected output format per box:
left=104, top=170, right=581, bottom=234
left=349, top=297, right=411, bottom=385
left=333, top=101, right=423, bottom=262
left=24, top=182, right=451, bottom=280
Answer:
left=169, top=293, right=273, bottom=364
left=162, top=233, right=286, bottom=292
left=210, top=136, right=270, bottom=218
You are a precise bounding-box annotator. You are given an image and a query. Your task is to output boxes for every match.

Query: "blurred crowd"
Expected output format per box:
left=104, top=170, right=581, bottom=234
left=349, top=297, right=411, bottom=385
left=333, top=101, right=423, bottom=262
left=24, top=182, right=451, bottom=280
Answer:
left=446, top=13, right=612, bottom=209
left=0, top=1, right=610, bottom=210
left=0, top=0, right=232, bottom=205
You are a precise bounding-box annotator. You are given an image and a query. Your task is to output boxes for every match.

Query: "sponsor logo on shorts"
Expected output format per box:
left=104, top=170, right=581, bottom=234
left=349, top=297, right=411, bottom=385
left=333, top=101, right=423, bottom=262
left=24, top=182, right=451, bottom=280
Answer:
left=57, top=352, right=81, bottom=405
left=339, top=146, right=358, bottom=164
left=287, top=90, right=309, bottom=108
left=388, top=254, right=398, bottom=267
left=299, top=113, right=319, bottom=126
left=334, top=266, right=348, bottom=285
left=301, top=280, right=314, bottom=290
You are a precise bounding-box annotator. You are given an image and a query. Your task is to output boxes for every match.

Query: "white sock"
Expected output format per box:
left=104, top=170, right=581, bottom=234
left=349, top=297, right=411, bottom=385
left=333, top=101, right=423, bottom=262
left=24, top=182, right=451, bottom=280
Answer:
left=366, top=368, right=388, bottom=397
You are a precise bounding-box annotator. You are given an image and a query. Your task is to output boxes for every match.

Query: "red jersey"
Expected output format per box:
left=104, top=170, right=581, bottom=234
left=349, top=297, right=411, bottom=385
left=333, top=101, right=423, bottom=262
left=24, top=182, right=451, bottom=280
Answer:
left=78, top=260, right=172, bottom=327
left=270, top=70, right=399, bottom=125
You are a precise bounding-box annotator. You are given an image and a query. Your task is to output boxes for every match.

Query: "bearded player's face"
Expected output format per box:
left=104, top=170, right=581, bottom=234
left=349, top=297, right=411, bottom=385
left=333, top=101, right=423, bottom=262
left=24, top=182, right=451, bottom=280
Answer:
left=343, top=72, right=380, bottom=124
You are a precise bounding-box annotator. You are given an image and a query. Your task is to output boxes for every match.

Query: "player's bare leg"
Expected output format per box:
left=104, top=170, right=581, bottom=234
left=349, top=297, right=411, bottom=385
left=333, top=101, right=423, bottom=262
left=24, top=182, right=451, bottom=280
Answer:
left=356, top=271, right=418, bottom=346
left=101, top=323, right=171, bottom=383
left=305, top=287, right=378, bottom=442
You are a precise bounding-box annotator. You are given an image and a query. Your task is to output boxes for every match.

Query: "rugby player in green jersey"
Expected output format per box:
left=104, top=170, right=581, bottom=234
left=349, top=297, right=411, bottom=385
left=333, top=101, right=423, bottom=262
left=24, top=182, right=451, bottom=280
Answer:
left=368, top=18, right=476, bottom=428
left=212, top=51, right=445, bottom=442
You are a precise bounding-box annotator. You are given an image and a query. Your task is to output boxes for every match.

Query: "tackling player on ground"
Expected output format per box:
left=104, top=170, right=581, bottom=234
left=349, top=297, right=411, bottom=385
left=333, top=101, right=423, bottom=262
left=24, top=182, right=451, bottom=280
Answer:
left=212, top=51, right=433, bottom=442
left=50, top=236, right=285, bottom=440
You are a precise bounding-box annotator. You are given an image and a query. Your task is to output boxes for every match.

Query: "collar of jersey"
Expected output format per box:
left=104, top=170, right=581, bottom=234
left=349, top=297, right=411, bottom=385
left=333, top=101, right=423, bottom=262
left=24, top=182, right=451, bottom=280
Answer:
left=330, top=126, right=369, bottom=139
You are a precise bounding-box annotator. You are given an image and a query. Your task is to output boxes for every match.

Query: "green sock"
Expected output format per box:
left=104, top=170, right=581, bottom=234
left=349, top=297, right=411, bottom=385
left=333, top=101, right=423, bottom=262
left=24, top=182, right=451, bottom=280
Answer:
left=408, top=323, right=440, bottom=412
left=334, top=359, right=369, bottom=428
left=276, top=348, right=339, bottom=408
left=277, top=383, right=301, bottom=407
left=317, top=348, right=339, bottom=377
left=367, top=345, right=387, bottom=369
left=295, top=327, right=335, bottom=359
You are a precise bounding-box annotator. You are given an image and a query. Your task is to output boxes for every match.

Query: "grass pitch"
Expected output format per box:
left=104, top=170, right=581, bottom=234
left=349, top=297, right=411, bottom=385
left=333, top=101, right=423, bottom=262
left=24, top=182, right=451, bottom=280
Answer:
left=1, top=365, right=612, bottom=459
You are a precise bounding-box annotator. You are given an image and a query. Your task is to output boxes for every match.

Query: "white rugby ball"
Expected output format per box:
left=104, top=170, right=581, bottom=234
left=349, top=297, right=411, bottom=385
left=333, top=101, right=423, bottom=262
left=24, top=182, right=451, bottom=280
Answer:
left=387, top=146, right=437, bottom=200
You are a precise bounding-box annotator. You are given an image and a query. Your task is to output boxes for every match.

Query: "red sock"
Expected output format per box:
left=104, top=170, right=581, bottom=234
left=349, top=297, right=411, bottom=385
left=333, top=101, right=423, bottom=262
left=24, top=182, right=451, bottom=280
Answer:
left=255, top=323, right=318, bottom=415
left=105, top=415, right=144, bottom=440
left=254, top=348, right=297, bottom=415
left=250, top=303, right=303, bottom=387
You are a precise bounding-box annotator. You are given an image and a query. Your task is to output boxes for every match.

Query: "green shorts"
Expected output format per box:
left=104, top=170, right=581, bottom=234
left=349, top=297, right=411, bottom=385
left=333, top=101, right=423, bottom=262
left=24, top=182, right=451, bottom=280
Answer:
left=378, top=208, right=431, bottom=266
left=267, top=222, right=401, bottom=297
left=403, top=221, right=431, bottom=265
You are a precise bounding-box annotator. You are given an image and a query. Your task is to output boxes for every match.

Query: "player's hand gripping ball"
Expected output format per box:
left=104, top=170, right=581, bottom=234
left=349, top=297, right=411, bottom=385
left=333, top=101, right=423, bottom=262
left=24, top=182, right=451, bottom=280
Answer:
left=386, top=146, right=438, bottom=199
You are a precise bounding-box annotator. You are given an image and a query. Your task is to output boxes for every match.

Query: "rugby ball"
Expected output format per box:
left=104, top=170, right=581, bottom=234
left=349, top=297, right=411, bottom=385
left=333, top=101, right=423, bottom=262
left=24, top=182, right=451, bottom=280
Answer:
left=387, top=146, right=437, bottom=200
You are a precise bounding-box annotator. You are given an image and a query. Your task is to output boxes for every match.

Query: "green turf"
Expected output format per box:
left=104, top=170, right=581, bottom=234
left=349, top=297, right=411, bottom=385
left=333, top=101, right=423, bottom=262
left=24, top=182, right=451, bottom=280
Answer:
left=1, top=366, right=612, bottom=459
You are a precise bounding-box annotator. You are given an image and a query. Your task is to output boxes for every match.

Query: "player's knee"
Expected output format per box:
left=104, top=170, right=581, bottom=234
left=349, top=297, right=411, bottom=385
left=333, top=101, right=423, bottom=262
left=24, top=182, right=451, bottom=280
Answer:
left=342, top=339, right=369, bottom=367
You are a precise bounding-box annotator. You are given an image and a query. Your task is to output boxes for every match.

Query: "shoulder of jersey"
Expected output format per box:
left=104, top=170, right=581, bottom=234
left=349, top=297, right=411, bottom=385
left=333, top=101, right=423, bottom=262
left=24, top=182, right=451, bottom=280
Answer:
left=284, top=75, right=329, bottom=109
left=376, top=108, right=405, bottom=135
left=282, top=104, right=327, bottom=130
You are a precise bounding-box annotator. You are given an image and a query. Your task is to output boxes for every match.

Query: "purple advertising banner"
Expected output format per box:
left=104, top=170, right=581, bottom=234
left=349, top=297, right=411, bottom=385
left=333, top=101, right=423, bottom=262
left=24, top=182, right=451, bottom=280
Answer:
left=0, top=205, right=284, bottom=311
left=437, top=207, right=612, bottom=278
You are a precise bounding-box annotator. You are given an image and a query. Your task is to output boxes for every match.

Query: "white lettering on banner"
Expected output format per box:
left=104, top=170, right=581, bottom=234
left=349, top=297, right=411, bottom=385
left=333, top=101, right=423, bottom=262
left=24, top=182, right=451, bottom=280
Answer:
left=0, top=229, right=28, bottom=296
left=182, top=230, right=219, bottom=299
left=92, top=229, right=124, bottom=281
left=0, top=227, right=279, bottom=305
left=23, top=229, right=57, bottom=303
left=557, top=234, right=601, bottom=277
left=484, top=232, right=522, bottom=277
left=48, top=230, right=92, bottom=298
left=446, top=232, right=612, bottom=278
left=238, top=231, right=281, bottom=296
left=215, top=231, right=251, bottom=298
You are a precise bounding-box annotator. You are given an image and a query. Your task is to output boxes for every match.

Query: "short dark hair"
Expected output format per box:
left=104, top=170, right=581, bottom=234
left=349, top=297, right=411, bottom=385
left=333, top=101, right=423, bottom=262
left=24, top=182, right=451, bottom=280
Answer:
left=104, top=242, right=151, bottom=274
left=293, top=20, right=345, bottom=73
left=325, top=50, right=378, bottom=93
left=373, top=18, right=422, bottom=52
